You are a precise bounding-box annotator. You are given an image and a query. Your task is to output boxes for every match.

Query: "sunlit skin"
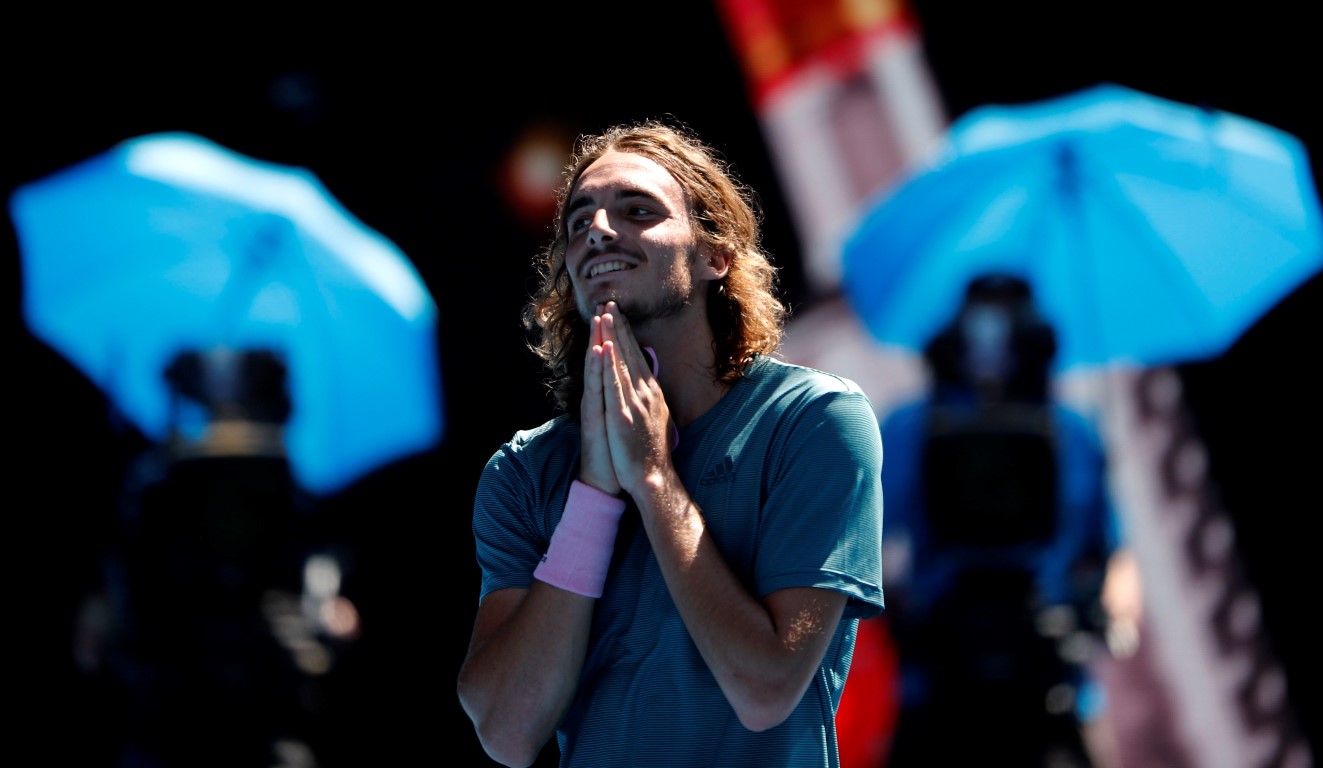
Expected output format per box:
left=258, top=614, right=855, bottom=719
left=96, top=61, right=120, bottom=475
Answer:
left=563, top=151, right=705, bottom=328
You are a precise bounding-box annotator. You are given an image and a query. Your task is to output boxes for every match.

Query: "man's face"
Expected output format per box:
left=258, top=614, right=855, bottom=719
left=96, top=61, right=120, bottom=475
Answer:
left=563, top=150, right=706, bottom=324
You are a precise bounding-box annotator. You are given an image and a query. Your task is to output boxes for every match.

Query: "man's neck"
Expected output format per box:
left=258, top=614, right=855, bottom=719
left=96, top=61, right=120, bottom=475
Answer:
left=636, top=317, right=729, bottom=428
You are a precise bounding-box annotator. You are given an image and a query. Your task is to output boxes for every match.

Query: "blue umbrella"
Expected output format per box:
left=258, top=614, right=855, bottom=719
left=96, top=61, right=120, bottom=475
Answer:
left=841, top=83, right=1323, bottom=374
left=10, top=132, right=445, bottom=496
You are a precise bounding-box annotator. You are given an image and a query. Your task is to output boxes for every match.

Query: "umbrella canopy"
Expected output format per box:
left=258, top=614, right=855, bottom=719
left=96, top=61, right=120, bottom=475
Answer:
left=10, top=132, right=444, bottom=496
left=840, top=82, right=1323, bottom=374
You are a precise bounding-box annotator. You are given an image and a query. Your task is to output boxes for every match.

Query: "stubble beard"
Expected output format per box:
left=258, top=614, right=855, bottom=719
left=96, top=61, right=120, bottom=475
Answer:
left=577, top=248, right=700, bottom=328
left=614, top=282, right=691, bottom=327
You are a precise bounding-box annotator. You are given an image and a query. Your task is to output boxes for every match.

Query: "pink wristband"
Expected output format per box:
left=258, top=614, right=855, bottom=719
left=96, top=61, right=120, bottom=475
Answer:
left=534, top=480, right=627, bottom=597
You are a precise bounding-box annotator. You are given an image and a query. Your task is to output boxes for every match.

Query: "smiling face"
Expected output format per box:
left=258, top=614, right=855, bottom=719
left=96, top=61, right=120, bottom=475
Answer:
left=563, top=150, right=714, bottom=326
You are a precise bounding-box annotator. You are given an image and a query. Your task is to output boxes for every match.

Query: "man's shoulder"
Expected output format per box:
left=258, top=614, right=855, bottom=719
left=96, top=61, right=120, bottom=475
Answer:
left=750, top=354, right=868, bottom=397
left=483, top=413, right=579, bottom=483
left=507, top=412, right=576, bottom=448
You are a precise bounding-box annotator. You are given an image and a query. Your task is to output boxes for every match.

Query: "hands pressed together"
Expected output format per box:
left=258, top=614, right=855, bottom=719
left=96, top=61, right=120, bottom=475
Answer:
left=579, top=302, right=677, bottom=498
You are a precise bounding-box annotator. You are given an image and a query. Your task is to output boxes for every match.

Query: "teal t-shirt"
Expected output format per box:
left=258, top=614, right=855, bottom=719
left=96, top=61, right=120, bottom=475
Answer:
left=472, top=355, right=885, bottom=768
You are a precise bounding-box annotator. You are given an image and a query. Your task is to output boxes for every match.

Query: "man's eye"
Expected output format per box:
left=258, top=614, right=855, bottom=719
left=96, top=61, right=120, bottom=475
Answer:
left=569, top=216, right=589, bottom=231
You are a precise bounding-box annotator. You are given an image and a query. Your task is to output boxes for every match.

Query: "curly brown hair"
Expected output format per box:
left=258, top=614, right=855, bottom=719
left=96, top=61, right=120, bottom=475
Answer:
left=522, top=118, right=786, bottom=417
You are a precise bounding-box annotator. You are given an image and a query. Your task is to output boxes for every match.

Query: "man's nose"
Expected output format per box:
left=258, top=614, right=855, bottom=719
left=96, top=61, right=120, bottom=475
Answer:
left=586, top=209, right=615, bottom=246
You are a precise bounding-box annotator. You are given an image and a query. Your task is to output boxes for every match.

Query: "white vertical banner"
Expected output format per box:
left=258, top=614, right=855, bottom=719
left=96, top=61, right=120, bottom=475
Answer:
left=716, top=0, right=947, bottom=296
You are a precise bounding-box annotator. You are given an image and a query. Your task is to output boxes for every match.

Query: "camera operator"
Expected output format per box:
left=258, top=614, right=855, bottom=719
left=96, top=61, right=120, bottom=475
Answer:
left=878, top=273, right=1132, bottom=768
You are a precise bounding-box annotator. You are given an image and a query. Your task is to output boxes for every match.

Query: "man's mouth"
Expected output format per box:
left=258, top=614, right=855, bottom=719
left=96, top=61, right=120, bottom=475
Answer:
left=589, top=260, right=633, bottom=278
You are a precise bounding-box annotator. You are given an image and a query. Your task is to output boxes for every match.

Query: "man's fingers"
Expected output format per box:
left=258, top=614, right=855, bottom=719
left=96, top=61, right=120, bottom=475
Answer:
left=600, top=306, right=652, bottom=388
left=580, top=338, right=620, bottom=494
left=602, top=340, right=630, bottom=405
left=585, top=317, right=604, bottom=391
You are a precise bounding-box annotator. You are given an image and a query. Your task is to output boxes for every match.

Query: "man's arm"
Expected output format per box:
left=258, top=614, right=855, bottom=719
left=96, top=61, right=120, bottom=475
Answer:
left=635, top=472, right=850, bottom=730
left=457, top=312, right=630, bottom=766
left=457, top=583, right=593, bottom=768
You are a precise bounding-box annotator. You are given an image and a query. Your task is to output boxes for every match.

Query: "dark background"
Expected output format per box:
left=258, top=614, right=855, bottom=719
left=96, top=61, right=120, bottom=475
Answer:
left=6, top=2, right=1319, bottom=765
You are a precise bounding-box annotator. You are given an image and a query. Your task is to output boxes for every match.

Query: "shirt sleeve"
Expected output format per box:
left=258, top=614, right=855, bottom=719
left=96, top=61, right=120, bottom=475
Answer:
left=471, top=441, right=551, bottom=603
left=754, top=386, right=886, bottom=619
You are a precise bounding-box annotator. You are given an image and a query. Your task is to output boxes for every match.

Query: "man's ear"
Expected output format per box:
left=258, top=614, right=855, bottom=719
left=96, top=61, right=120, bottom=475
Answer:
left=700, top=246, right=732, bottom=280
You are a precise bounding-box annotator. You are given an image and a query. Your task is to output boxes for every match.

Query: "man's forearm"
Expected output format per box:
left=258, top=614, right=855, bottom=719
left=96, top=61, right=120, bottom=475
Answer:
left=457, top=585, right=595, bottom=766
left=632, top=469, right=846, bottom=731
